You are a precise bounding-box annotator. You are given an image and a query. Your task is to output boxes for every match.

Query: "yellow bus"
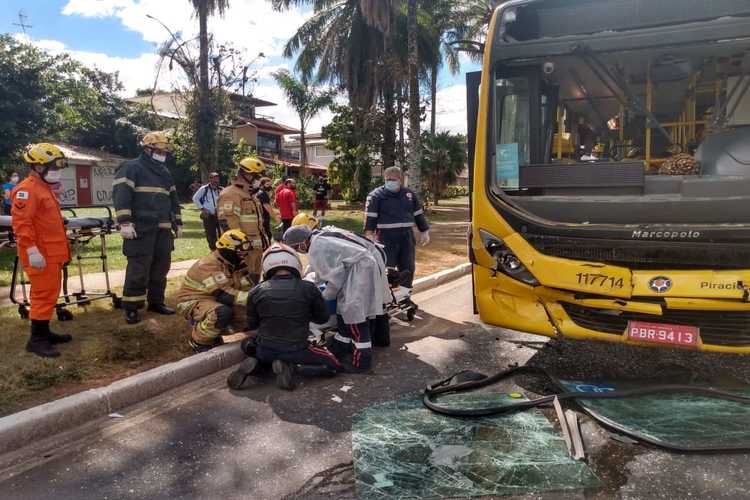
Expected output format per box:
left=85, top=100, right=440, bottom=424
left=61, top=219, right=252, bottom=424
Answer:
left=468, top=0, right=750, bottom=353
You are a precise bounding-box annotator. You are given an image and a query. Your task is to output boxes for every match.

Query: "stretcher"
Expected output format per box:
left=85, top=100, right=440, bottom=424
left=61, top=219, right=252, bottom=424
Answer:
left=0, top=206, right=120, bottom=320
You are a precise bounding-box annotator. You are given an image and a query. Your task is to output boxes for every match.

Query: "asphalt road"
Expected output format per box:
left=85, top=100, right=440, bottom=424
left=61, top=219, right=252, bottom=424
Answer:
left=3, top=275, right=750, bottom=499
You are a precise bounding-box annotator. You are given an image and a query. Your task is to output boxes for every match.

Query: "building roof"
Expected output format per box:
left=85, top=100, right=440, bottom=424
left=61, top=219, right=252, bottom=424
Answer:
left=242, top=116, right=300, bottom=135
left=55, top=143, right=127, bottom=165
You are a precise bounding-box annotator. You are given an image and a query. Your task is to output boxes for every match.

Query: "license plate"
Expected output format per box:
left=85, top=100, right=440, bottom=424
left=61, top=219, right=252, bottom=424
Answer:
left=626, top=320, right=701, bottom=347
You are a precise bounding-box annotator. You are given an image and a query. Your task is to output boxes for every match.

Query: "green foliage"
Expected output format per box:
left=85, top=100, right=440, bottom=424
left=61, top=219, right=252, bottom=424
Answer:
left=0, top=34, right=158, bottom=174
left=443, top=184, right=469, bottom=199
left=420, top=131, right=467, bottom=205
left=322, top=104, right=382, bottom=202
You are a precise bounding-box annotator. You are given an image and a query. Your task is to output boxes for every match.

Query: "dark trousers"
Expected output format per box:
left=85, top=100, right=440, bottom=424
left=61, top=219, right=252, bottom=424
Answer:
left=1, top=204, right=10, bottom=215
left=330, top=316, right=373, bottom=371
left=282, top=218, right=293, bottom=233
left=256, top=339, right=341, bottom=373
left=379, top=228, right=416, bottom=287
left=371, top=314, right=390, bottom=347
left=201, top=213, right=221, bottom=250
left=122, top=229, right=174, bottom=311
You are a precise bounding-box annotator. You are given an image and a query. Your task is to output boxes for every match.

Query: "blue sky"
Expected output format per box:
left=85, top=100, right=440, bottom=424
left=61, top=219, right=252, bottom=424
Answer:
left=2, top=0, right=478, bottom=133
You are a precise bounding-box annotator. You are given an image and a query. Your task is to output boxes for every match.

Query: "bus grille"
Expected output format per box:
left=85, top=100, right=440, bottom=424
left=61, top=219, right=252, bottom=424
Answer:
left=561, top=303, right=750, bottom=347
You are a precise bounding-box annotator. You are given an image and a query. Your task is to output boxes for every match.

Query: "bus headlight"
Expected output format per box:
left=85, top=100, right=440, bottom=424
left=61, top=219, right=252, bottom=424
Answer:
left=479, top=229, right=540, bottom=286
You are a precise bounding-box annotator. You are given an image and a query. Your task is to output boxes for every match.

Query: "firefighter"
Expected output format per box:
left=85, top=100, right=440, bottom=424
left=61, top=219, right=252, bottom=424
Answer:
left=217, top=157, right=268, bottom=284
left=226, top=243, right=342, bottom=391
left=11, top=144, right=72, bottom=358
left=364, top=166, right=430, bottom=299
left=113, top=130, right=182, bottom=325
left=176, top=230, right=253, bottom=352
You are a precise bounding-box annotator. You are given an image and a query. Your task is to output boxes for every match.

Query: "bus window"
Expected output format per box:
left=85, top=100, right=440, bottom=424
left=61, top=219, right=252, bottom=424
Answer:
left=494, top=78, right=531, bottom=189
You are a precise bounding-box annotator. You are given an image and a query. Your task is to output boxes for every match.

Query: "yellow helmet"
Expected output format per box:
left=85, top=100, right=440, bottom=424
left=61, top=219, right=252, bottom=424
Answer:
left=141, top=130, right=173, bottom=152
left=22, top=143, right=67, bottom=167
left=592, top=143, right=605, bottom=154
left=216, top=229, right=250, bottom=253
left=291, top=213, right=320, bottom=230
left=238, top=157, right=265, bottom=175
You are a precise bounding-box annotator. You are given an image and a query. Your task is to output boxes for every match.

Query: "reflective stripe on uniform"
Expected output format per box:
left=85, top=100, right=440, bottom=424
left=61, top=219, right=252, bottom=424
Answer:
left=377, top=222, right=415, bottom=229
left=112, top=178, right=135, bottom=189
left=365, top=212, right=378, bottom=218
left=158, top=222, right=172, bottom=229
left=240, top=215, right=258, bottom=222
left=413, top=209, right=424, bottom=216
left=122, top=294, right=147, bottom=302
left=353, top=340, right=373, bottom=349
left=115, top=209, right=132, bottom=217
left=233, top=206, right=241, bottom=216
left=135, top=186, right=170, bottom=195
left=203, top=276, right=217, bottom=288
left=170, top=185, right=177, bottom=192
left=235, top=290, right=249, bottom=306
left=334, top=333, right=351, bottom=343
left=183, top=275, right=205, bottom=290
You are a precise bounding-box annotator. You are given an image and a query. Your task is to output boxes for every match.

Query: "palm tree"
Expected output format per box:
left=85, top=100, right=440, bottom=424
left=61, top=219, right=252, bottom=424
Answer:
left=421, top=131, right=467, bottom=205
left=406, top=0, right=421, bottom=197
left=189, top=0, right=229, bottom=181
left=272, top=69, right=335, bottom=171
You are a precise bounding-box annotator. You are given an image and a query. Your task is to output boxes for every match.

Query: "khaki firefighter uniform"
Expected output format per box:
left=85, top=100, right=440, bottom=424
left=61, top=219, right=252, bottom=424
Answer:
left=217, top=180, right=268, bottom=282
left=176, top=252, right=253, bottom=346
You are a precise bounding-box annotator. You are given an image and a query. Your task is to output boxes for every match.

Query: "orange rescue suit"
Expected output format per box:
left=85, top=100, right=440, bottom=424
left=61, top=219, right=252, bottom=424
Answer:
left=11, top=175, right=70, bottom=320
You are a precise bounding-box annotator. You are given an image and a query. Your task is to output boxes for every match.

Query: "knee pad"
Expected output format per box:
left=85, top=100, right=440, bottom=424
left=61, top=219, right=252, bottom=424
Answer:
left=214, top=305, right=234, bottom=329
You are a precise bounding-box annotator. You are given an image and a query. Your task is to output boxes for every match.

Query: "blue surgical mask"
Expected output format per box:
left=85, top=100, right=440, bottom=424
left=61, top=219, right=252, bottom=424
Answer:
left=385, top=180, right=400, bottom=192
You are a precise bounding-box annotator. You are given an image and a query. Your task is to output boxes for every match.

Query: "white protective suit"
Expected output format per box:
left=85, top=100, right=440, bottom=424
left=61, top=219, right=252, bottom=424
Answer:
left=308, top=226, right=390, bottom=325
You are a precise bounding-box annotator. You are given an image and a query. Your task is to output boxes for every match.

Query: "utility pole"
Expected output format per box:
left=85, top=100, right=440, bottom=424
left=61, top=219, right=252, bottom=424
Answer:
left=13, top=10, right=32, bottom=34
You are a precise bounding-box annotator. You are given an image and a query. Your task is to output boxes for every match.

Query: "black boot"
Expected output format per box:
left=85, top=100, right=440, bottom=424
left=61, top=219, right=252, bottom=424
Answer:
left=227, top=357, right=260, bottom=390
left=147, top=303, right=175, bottom=315
left=48, top=325, right=72, bottom=344
left=26, top=320, right=60, bottom=358
left=125, top=309, right=141, bottom=324
left=272, top=360, right=297, bottom=390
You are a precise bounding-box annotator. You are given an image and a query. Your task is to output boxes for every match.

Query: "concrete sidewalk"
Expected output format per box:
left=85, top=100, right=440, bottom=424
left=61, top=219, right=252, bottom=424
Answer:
left=0, top=259, right=198, bottom=308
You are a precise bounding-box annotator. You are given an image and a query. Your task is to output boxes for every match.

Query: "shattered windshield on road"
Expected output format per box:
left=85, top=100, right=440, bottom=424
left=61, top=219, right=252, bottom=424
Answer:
left=352, top=395, right=599, bottom=499
left=560, top=379, right=750, bottom=451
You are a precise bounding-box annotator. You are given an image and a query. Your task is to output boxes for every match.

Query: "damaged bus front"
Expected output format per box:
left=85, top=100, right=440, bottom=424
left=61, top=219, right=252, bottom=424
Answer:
left=469, top=0, right=750, bottom=352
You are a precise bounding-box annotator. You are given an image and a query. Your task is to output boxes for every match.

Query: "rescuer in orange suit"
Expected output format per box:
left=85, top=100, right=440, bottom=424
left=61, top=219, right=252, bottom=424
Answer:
left=11, top=144, right=73, bottom=358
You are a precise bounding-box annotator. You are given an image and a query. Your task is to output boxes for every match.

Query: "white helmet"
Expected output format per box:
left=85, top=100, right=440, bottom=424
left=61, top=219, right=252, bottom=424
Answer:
left=261, top=243, right=303, bottom=279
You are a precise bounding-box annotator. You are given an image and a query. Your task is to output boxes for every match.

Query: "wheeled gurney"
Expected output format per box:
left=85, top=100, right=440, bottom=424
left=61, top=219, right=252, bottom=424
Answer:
left=0, top=206, right=120, bottom=320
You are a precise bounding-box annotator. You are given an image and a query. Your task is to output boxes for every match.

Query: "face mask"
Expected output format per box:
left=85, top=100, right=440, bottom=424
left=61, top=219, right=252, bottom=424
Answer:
left=44, top=168, right=62, bottom=183
left=10, top=176, right=19, bottom=184
left=385, top=180, right=400, bottom=192
left=151, top=152, right=167, bottom=163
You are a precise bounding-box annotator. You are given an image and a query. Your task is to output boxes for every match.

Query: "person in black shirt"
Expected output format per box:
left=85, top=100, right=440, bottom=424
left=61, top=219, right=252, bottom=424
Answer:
left=256, top=177, right=279, bottom=242
left=226, top=244, right=342, bottom=391
left=312, top=175, right=331, bottom=217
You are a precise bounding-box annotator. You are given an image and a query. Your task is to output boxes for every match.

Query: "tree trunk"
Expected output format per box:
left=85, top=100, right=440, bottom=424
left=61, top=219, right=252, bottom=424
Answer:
left=407, top=0, right=422, bottom=197
left=197, top=1, right=212, bottom=182
left=299, top=117, right=307, bottom=175
left=430, top=63, right=438, bottom=135
left=382, top=85, right=396, bottom=170
left=397, top=84, right=405, bottom=164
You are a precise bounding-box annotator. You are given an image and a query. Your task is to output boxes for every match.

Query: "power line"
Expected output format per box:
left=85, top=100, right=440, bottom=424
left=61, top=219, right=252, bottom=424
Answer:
left=12, top=10, right=32, bottom=34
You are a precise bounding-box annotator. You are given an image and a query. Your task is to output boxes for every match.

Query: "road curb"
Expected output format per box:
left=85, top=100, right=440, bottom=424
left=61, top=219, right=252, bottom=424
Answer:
left=0, top=263, right=472, bottom=456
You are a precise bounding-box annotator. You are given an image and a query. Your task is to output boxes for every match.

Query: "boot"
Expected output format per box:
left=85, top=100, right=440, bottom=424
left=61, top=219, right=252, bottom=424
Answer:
left=26, top=320, right=60, bottom=358
left=272, top=360, right=297, bottom=390
left=188, top=336, right=224, bottom=353
left=125, top=309, right=141, bottom=324
left=227, top=357, right=260, bottom=390
left=48, top=325, right=72, bottom=344
left=147, top=303, right=175, bottom=315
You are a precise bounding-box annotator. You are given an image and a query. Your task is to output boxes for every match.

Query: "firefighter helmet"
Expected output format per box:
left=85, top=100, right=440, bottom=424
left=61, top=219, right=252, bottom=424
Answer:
left=291, top=213, right=320, bottom=230
left=22, top=143, right=67, bottom=168
left=141, top=130, right=173, bottom=152
left=238, top=157, right=265, bottom=175
left=216, top=229, right=251, bottom=253
left=261, top=243, right=302, bottom=279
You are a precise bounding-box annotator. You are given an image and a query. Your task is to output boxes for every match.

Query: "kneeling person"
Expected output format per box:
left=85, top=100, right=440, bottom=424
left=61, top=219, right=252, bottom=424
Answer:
left=176, top=230, right=253, bottom=352
left=227, top=244, right=341, bottom=391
